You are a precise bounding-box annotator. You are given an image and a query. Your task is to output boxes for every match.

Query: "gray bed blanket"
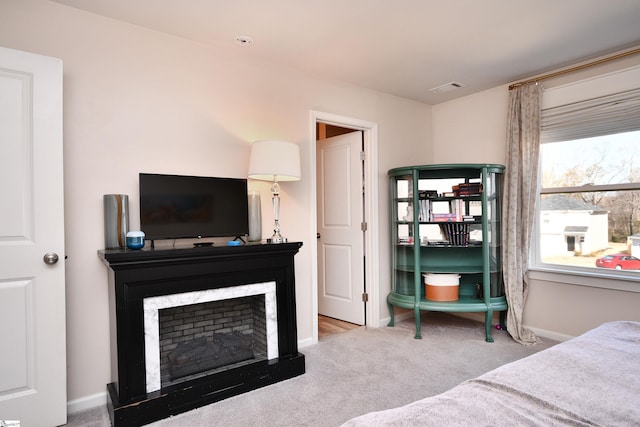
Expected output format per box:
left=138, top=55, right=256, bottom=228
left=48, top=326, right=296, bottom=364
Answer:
left=342, top=321, right=640, bottom=426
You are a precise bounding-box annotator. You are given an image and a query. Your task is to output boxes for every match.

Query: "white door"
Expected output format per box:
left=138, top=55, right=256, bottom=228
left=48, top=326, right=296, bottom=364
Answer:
left=0, top=47, right=66, bottom=426
left=317, top=131, right=365, bottom=325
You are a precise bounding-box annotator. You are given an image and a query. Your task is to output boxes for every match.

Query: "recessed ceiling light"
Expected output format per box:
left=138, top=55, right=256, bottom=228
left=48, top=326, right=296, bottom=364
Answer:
left=429, top=81, right=465, bottom=94
left=235, top=35, right=254, bottom=47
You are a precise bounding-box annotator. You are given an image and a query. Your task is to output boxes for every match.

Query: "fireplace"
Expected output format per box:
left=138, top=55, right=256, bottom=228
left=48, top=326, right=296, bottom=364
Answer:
left=100, top=243, right=304, bottom=427
left=144, top=282, right=279, bottom=392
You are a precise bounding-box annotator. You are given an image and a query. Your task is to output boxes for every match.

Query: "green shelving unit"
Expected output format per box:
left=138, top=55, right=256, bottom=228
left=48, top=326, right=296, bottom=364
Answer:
left=387, top=163, right=507, bottom=341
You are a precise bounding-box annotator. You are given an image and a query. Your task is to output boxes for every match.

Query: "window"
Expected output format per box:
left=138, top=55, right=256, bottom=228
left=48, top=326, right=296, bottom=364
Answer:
left=538, top=131, right=640, bottom=272
left=534, top=66, right=640, bottom=280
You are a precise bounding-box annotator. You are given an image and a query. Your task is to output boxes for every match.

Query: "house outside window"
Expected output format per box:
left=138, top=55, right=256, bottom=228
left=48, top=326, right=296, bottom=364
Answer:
left=533, top=65, right=640, bottom=280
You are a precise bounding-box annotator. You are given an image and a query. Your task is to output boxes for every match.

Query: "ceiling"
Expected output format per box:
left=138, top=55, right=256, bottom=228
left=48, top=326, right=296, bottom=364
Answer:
left=52, top=0, right=640, bottom=104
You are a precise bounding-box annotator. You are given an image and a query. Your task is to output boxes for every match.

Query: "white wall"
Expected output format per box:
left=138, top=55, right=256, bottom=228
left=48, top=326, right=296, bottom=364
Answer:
left=432, top=52, right=640, bottom=341
left=433, top=85, right=509, bottom=165
left=0, top=0, right=432, bottom=403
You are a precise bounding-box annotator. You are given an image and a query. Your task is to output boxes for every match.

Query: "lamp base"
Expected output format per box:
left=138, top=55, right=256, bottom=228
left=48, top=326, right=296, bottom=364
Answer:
left=268, top=232, right=287, bottom=244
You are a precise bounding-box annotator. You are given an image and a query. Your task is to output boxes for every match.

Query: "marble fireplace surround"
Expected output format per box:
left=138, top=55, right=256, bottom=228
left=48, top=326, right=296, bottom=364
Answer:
left=143, top=281, right=279, bottom=393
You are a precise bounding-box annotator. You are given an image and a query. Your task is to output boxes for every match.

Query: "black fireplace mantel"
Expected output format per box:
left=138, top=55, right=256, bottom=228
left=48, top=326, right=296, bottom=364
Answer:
left=99, top=242, right=305, bottom=427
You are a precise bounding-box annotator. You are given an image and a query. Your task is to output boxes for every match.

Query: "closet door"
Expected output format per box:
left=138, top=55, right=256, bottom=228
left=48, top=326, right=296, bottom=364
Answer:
left=0, top=46, right=66, bottom=426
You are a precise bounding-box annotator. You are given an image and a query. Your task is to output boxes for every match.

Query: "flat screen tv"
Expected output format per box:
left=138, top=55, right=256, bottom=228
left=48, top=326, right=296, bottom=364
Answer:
left=139, top=173, right=249, bottom=241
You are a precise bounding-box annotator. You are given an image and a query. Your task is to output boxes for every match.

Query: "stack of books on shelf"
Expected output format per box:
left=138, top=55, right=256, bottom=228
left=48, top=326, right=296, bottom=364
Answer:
left=398, top=236, right=414, bottom=245
left=453, top=182, right=482, bottom=197
left=431, top=213, right=458, bottom=222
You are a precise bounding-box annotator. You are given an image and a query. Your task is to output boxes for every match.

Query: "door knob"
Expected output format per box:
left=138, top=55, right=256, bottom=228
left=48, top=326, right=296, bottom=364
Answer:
left=43, top=252, right=59, bottom=265
left=317, top=233, right=321, bottom=239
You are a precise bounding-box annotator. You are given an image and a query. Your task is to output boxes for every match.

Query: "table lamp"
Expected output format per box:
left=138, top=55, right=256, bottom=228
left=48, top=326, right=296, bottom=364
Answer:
left=248, top=140, right=301, bottom=243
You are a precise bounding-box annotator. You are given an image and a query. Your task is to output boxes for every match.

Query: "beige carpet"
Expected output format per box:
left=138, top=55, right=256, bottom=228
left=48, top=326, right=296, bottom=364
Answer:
left=65, top=313, right=557, bottom=427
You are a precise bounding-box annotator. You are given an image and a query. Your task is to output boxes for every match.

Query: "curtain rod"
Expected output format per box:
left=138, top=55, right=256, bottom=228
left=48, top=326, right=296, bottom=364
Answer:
left=508, top=47, right=640, bottom=90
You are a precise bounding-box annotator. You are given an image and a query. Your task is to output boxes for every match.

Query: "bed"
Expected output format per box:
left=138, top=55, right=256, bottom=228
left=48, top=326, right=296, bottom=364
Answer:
left=342, top=321, right=640, bottom=426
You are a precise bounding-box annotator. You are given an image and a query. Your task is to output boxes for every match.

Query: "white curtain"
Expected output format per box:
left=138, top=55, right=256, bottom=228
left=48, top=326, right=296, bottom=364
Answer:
left=502, top=83, right=542, bottom=345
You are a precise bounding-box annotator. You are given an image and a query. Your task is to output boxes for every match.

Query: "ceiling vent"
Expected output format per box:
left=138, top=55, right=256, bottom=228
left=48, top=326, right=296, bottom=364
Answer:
left=429, top=81, right=465, bottom=94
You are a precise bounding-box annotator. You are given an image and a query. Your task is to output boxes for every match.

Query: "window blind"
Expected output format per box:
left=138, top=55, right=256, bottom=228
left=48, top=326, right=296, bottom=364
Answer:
left=541, top=87, right=640, bottom=143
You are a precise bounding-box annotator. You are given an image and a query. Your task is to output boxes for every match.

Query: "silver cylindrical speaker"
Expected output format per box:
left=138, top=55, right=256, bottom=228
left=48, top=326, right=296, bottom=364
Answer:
left=104, top=194, right=129, bottom=249
left=247, top=190, right=262, bottom=242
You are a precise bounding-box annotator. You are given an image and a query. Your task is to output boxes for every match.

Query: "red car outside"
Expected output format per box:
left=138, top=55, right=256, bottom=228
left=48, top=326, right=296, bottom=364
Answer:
left=595, top=253, right=640, bottom=270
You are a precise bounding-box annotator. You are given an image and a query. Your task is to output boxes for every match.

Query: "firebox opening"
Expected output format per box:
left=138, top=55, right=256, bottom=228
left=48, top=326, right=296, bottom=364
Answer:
left=159, top=294, right=268, bottom=388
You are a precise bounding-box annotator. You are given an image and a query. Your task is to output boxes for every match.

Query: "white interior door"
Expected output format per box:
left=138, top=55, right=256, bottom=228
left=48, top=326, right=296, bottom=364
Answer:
left=0, top=47, right=66, bottom=426
left=317, top=131, right=365, bottom=325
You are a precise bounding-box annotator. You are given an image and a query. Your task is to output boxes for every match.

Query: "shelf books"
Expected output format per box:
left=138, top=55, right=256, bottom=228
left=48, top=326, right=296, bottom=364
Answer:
left=452, top=183, right=482, bottom=197
left=450, top=199, right=463, bottom=221
left=417, top=190, right=436, bottom=222
left=417, top=196, right=467, bottom=222
left=431, top=213, right=457, bottom=222
left=418, top=191, right=429, bottom=222
left=419, top=190, right=438, bottom=198
left=439, top=222, right=471, bottom=246
left=431, top=199, right=463, bottom=222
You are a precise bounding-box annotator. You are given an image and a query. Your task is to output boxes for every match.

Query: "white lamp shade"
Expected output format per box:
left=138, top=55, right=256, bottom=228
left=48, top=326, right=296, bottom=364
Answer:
left=248, top=140, right=301, bottom=181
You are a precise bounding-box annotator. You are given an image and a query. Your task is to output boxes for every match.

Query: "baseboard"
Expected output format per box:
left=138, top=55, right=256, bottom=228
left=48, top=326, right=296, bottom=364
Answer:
left=451, top=313, right=573, bottom=342
left=527, top=326, right=573, bottom=342
left=298, top=337, right=314, bottom=348
left=67, top=391, right=107, bottom=414
left=453, top=312, right=573, bottom=342
left=379, top=311, right=413, bottom=326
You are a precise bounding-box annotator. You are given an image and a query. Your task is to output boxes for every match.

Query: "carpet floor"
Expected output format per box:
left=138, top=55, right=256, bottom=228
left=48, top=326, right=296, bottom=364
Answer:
left=65, top=313, right=557, bottom=427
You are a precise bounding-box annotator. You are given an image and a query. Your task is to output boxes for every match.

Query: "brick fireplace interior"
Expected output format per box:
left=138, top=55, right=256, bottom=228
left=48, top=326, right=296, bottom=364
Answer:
left=159, top=295, right=268, bottom=387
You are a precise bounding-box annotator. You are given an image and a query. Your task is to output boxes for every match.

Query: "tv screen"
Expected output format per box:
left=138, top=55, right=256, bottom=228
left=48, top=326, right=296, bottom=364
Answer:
left=139, top=173, right=249, bottom=240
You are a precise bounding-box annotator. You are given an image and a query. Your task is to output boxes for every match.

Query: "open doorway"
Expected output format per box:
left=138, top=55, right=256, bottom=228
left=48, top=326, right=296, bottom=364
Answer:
left=316, top=125, right=364, bottom=338
left=311, top=111, right=380, bottom=343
